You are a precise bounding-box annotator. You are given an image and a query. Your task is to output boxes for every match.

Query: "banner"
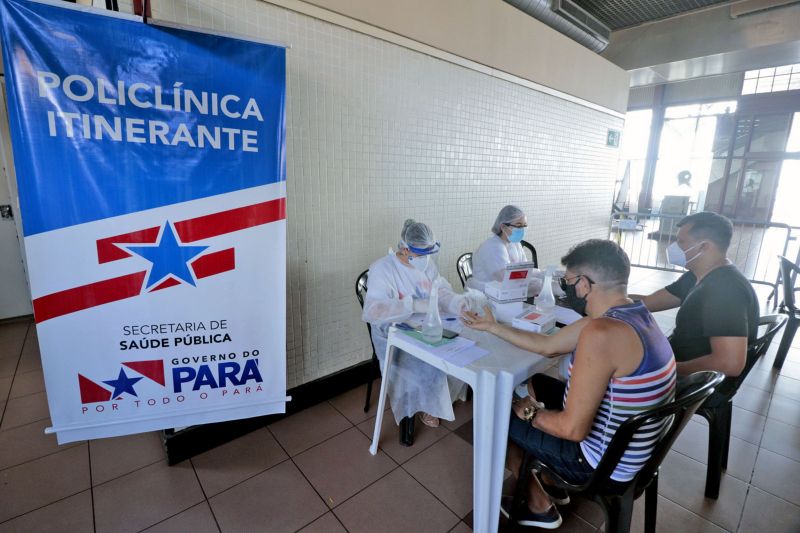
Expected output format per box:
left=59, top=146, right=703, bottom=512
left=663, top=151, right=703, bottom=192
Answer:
left=0, top=0, right=287, bottom=444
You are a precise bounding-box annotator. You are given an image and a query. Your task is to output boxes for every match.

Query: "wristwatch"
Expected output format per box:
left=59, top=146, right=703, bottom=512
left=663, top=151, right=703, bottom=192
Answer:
left=523, top=400, right=545, bottom=422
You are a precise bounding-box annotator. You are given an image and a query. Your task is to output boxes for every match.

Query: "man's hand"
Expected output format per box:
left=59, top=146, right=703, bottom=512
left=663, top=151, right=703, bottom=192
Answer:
left=461, top=305, right=497, bottom=332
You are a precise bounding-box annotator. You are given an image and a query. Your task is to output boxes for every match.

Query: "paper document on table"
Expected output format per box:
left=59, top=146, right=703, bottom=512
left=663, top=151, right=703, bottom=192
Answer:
left=429, top=335, right=475, bottom=355
left=399, top=331, right=488, bottom=367
left=553, top=305, right=582, bottom=326
left=438, top=345, right=490, bottom=367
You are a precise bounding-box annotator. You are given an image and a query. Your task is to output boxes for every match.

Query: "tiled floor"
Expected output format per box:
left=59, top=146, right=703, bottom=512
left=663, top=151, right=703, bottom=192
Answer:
left=1, top=267, right=799, bottom=532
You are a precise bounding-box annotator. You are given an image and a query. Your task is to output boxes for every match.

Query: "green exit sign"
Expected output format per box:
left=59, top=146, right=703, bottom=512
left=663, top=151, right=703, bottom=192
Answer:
left=607, top=129, right=621, bottom=147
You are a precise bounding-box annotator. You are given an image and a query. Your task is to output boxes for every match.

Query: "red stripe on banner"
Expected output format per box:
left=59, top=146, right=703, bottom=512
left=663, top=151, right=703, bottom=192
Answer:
left=96, top=227, right=160, bottom=263
left=33, top=271, right=146, bottom=323
left=122, top=360, right=165, bottom=386
left=192, top=248, right=235, bottom=279
left=150, top=277, right=182, bottom=292
left=78, top=374, right=112, bottom=404
left=174, top=198, right=286, bottom=243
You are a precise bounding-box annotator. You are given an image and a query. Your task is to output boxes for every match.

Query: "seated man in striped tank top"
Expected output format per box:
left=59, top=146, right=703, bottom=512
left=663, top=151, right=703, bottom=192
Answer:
left=463, top=239, right=676, bottom=529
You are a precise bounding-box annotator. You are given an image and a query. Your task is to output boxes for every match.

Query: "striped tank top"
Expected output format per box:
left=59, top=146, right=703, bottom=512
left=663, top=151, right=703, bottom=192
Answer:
left=564, top=302, right=676, bottom=482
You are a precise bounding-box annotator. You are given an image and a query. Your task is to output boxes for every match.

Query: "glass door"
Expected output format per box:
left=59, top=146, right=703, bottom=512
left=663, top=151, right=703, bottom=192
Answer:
left=731, top=159, right=783, bottom=220
left=709, top=112, right=795, bottom=221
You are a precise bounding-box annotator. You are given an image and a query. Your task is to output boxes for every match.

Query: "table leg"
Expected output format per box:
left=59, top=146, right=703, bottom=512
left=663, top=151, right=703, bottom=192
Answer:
left=369, top=344, right=395, bottom=456
left=472, top=370, right=515, bottom=533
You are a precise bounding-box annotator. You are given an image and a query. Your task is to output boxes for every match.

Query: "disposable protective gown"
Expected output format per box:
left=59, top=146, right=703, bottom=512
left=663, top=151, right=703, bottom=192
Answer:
left=362, top=253, right=467, bottom=424
left=468, top=234, right=539, bottom=294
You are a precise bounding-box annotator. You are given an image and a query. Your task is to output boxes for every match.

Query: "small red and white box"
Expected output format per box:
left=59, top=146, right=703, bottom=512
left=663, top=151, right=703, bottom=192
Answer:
left=483, top=262, right=536, bottom=302
left=512, top=309, right=556, bottom=333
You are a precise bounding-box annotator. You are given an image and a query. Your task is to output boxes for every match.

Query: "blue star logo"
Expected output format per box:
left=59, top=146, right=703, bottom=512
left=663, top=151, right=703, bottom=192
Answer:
left=127, top=223, right=208, bottom=289
left=103, top=368, right=143, bottom=398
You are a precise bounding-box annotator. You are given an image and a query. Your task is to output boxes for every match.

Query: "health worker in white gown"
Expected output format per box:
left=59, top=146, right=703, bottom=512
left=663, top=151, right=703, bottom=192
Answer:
left=468, top=205, right=541, bottom=294
left=362, top=219, right=469, bottom=428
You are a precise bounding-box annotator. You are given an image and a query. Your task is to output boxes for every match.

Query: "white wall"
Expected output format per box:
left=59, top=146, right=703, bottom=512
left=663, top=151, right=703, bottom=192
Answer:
left=284, top=0, right=630, bottom=113
left=71, top=0, right=623, bottom=387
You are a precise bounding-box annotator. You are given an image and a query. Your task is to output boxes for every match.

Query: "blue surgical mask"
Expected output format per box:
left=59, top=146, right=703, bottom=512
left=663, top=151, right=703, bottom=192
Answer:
left=508, top=227, right=525, bottom=243
left=667, top=241, right=703, bottom=268
left=408, top=254, right=429, bottom=272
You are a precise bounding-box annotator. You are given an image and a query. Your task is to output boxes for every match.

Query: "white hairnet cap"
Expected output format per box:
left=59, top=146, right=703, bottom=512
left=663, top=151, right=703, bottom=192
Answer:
left=491, top=205, right=526, bottom=235
left=399, top=219, right=440, bottom=255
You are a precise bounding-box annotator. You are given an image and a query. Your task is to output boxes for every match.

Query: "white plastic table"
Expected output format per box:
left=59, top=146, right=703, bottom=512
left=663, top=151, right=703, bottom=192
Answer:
left=368, top=326, right=552, bottom=533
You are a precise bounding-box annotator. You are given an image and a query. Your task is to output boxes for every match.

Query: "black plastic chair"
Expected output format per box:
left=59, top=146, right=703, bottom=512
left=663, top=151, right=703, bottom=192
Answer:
left=457, top=252, right=473, bottom=289
left=697, top=313, right=785, bottom=498
left=355, top=270, right=380, bottom=413
left=774, top=256, right=800, bottom=369
left=520, top=240, right=538, bottom=268
left=506, top=371, right=724, bottom=533
left=355, top=269, right=417, bottom=445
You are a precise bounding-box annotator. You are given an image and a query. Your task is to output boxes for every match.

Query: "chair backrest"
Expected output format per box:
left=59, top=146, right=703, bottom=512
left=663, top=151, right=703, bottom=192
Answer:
left=456, top=252, right=473, bottom=289
left=779, top=255, right=799, bottom=314
left=521, top=240, right=538, bottom=268
left=586, top=370, right=724, bottom=495
left=355, top=269, right=369, bottom=308
left=355, top=269, right=377, bottom=356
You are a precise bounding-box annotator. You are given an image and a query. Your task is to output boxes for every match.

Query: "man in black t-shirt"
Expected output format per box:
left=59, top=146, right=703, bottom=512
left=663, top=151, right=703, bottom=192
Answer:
left=634, top=212, right=758, bottom=378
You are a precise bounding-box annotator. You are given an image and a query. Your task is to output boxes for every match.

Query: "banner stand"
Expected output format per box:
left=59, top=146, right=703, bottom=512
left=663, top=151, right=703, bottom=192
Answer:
left=0, top=0, right=289, bottom=446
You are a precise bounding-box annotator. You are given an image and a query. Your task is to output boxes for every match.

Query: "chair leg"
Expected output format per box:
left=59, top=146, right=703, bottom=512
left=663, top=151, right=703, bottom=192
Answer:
left=645, top=473, right=659, bottom=533
left=363, top=353, right=379, bottom=413
left=399, top=416, right=416, bottom=447
left=600, top=493, right=634, bottom=533
left=705, top=406, right=727, bottom=499
left=721, top=404, right=732, bottom=470
left=774, top=318, right=799, bottom=370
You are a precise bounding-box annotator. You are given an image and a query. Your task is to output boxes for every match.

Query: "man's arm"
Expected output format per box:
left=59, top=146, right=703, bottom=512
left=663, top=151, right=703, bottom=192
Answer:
left=675, top=336, right=747, bottom=377
left=463, top=306, right=589, bottom=356
left=631, top=289, right=682, bottom=313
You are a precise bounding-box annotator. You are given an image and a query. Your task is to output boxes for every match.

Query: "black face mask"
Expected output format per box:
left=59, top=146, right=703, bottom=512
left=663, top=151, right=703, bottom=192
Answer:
left=563, top=282, right=588, bottom=316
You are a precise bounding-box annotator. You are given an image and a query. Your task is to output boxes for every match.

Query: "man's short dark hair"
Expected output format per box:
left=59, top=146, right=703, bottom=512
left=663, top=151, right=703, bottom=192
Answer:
left=560, top=239, right=630, bottom=286
left=677, top=211, right=733, bottom=252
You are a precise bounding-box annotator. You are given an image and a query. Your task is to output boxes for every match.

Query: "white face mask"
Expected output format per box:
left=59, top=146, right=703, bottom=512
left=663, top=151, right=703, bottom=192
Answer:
left=667, top=241, right=704, bottom=268
left=408, top=254, right=429, bottom=272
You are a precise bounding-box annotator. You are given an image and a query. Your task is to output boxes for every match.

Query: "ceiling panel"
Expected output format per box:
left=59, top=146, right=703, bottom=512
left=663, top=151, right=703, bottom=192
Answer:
left=572, top=0, right=732, bottom=30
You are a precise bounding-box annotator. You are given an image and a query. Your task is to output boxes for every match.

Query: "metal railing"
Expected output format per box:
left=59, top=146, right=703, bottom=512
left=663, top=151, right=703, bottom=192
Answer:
left=609, top=212, right=795, bottom=306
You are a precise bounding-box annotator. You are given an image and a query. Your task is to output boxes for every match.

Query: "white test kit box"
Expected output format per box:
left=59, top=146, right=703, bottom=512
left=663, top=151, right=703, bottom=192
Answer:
left=512, top=309, right=556, bottom=333
left=484, top=262, right=536, bottom=303
left=488, top=300, right=526, bottom=324
left=485, top=281, right=527, bottom=302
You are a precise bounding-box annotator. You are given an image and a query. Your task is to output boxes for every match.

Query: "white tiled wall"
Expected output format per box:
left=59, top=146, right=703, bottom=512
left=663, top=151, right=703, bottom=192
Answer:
left=128, top=0, right=623, bottom=386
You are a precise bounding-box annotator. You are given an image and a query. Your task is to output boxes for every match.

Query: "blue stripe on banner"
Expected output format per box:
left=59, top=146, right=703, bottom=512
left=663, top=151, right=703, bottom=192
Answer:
left=0, top=0, right=286, bottom=236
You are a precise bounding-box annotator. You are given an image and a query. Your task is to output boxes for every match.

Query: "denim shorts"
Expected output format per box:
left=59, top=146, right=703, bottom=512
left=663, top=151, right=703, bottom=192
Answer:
left=507, top=374, right=594, bottom=485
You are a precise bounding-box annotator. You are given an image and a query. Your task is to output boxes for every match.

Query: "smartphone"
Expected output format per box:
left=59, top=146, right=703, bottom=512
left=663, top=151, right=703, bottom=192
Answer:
left=442, top=328, right=459, bottom=339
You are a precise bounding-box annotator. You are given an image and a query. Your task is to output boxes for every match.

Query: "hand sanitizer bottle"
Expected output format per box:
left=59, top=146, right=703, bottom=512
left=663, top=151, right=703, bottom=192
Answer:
left=422, top=279, right=443, bottom=343
left=536, top=266, right=556, bottom=311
